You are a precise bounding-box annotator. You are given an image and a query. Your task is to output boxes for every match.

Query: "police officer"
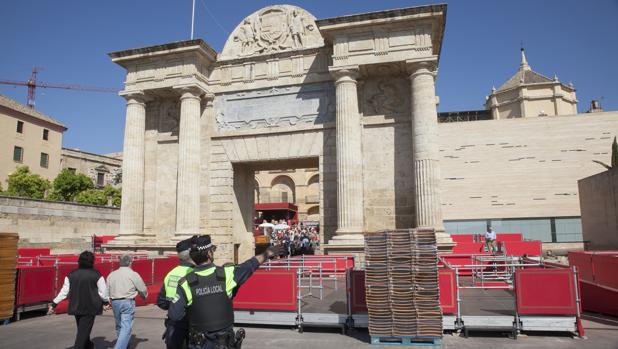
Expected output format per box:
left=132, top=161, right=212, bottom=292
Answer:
left=157, top=238, right=195, bottom=349
left=168, top=235, right=283, bottom=349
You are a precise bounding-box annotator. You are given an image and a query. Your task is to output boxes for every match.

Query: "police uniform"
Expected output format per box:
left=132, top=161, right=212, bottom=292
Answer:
left=157, top=239, right=194, bottom=349
left=168, top=239, right=260, bottom=349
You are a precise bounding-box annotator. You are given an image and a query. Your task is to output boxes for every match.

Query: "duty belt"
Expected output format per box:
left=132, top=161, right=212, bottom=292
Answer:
left=188, top=328, right=245, bottom=349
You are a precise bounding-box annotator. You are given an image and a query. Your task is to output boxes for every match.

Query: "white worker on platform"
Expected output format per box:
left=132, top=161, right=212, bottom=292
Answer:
left=485, top=226, right=497, bottom=254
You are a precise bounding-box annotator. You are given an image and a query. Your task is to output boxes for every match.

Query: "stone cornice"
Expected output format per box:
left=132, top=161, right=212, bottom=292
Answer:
left=109, top=39, right=217, bottom=66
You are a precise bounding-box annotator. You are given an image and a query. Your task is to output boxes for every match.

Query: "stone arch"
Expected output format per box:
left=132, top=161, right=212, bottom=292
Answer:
left=271, top=175, right=296, bottom=203
left=307, top=205, right=319, bottom=221
left=307, top=174, right=319, bottom=187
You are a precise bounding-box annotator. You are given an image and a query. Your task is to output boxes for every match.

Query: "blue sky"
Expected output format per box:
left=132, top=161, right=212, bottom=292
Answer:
left=1, top=0, right=617, bottom=154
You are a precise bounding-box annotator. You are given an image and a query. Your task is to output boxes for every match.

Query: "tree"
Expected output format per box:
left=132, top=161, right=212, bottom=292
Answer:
left=75, top=189, right=108, bottom=206
left=5, top=166, right=51, bottom=199
left=103, top=185, right=121, bottom=207
left=74, top=186, right=121, bottom=207
left=50, top=169, right=94, bottom=201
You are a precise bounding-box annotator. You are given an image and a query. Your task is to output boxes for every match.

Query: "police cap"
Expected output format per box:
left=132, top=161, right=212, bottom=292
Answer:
left=190, top=235, right=215, bottom=252
left=175, top=238, right=192, bottom=253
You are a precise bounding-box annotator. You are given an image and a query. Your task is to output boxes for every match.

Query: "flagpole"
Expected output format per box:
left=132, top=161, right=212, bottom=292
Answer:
left=191, top=0, right=196, bottom=39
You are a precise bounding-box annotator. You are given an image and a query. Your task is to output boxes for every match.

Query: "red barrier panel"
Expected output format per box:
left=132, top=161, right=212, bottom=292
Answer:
left=568, top=252, right=594, bottom=283
left=16, top=266, right=55, bottom=306
left=233, top=270, right=297, bottom=311
left=451, top=235, right=474, bottom=243
left=496, top=233, right=523, bottom=242
left=452, top=242, right=483, bottom=254
left=153, top=257, right=179, bottom=284
left=591, top=254, right=618, bottom=290
left=96, top=262, right=114, bottom=279
left=580, top=281, right=618, bottom=317
left=135, top=284, right=161, bottom=306
left=350, top=270, right=367, bottom=314
left=18, top=248, right=51, bottom=257
left=131, top=259, right=154, bottom=285
left=516, top=268, right=577, bottom=315
left=503, top=241, right=542, bottom=257
left=55, top=264, right=77, bottom=293
left=439, top=269, right=457, bottom=314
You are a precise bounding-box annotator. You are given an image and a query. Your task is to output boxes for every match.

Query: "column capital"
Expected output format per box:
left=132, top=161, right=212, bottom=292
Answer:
left=406, top=58, right=438, bottom=79
left=120, top=90, right=147, bottom=105
left=329, top=66, right=359, bottom=84
left=203, top=93, right=215, bottom=108
left=174, top=84, right=209, bottom=101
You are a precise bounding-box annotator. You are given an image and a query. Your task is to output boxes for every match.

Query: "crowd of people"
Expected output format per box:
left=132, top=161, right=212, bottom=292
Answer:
left=266, top=221, right=320, bottom=256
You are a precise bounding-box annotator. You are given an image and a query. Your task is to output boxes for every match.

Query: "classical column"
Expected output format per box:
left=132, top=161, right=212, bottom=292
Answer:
left=408, top=62, right=445, bottom=231
left=330, top=67, right=364, bottom=243
left=175, top=87, right=203, bottom=239
left=118, top=92, right=146, bottom=239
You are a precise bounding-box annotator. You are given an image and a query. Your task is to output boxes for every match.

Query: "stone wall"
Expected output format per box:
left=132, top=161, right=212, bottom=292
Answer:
left=439, top=111, right=618, bottom=220
left=0, top=195, right=119, bottom=253
left=578, top=168, right=618, bottom=250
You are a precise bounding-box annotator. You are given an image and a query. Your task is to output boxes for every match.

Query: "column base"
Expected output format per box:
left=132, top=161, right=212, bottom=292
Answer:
left=330, top=228, right=365, bottom=247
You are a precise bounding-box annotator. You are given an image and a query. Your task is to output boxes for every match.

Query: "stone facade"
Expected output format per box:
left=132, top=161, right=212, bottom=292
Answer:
left=0, top=95, right=66, bottom=186
left=578, top=168, right=618, bottom=250
left=61, top=148, right=122, bottom=187
left=108, top=4, right=451, bottom=261
left=440, top=112, right=617, bottom=221
left=0, top=195, right=119, bottom=253
left=254, top=168, right=320, bottom=221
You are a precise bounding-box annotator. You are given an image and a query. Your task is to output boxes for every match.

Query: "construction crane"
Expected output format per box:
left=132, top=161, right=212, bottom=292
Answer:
left=0, top=67, right=119, bottom=109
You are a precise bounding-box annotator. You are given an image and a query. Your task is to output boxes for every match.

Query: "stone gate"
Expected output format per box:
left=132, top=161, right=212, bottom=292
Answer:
left=107, top=4, right=452, bottom=261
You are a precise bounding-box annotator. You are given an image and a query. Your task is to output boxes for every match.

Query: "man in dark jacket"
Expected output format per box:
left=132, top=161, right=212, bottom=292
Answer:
left=49, top=251, right=110, bottom=349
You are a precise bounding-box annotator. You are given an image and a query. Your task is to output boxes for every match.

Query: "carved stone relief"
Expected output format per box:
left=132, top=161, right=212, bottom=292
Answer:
left=362, top=66, right=409, bottom=117
left=220, top=5, right=324, bottom=60
left=214, top=82, right=335, bottom=130
left=158, top=99, right=180, bottom=134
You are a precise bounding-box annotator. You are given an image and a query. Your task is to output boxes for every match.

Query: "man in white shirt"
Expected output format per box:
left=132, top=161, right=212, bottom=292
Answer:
left=107, top=255, right=148, bottom=349
left=485, top=227, right=497, bottom=254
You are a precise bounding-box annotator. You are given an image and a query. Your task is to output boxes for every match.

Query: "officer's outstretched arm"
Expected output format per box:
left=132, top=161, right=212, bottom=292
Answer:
left=255, top=245, right=285, bottom=264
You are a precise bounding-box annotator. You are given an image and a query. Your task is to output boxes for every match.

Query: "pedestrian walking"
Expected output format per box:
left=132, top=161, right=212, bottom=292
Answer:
left=48, top=251, right=110, bottom=349
left=168, top=235, right=284, bottom=349
left=107, top=255, right=148, bottom=349
left=157, top=238, right=195, bottom=349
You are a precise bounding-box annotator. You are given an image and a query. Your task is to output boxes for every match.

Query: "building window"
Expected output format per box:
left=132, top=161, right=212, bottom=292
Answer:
left=43, top=129, right=49, bottom=140
left=16, top=121, right=24, bottom=133
left=13, top=146, right=23, bottom=162
left=40, top=153, right=49, bottom=168
left=68, top=167, right=76, bottom=174
left=97, top=172, right=105, bottom=187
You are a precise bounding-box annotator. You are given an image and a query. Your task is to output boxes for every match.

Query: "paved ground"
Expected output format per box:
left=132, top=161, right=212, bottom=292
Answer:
left=1, top=305, right=617, bottom=349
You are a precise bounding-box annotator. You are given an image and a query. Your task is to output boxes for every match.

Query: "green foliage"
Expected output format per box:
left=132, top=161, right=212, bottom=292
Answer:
left=5, top=166, right=51, bottom=199
left=74, top=186, right=121, bottom=207
left=51, top=169, right=94, bottom=201
left=103, top=185, right=122, bottom=207
left=75, top=189, right=108, bottom=206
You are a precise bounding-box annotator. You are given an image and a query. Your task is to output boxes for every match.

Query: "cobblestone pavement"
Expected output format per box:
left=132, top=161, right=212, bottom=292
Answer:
left=1, top=305, right=617, bottom=349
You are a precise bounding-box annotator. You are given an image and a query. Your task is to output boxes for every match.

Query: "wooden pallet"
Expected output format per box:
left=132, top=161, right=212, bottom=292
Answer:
left=370, top=336, right=442, bottom=346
